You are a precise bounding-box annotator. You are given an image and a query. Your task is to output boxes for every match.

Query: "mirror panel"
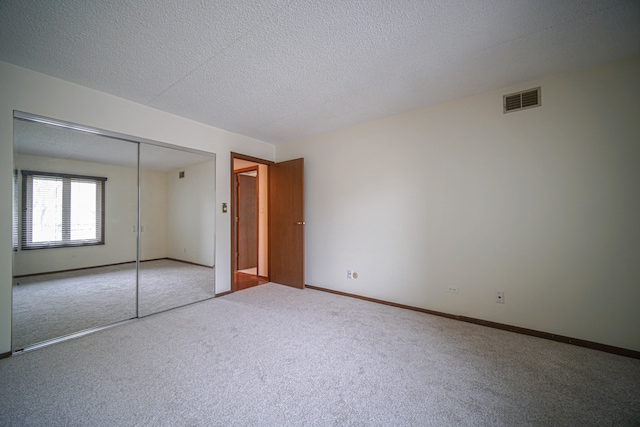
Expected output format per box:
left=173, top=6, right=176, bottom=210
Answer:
left=12, top=118, right=138, bottom=350
left=138, top=144, right=216, bottom=316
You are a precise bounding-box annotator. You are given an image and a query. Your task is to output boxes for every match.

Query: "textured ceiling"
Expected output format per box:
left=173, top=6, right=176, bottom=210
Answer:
left=1, top=1, right=639, bottom=144
left=14, top=119, right=214, bottom=172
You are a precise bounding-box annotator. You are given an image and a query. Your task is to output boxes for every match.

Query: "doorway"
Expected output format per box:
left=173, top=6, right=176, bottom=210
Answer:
left=230, top=153, right=306, bottom=292
left=232, top=155, right=270, bottom=291
left=236, top=167, right=258, bottom=272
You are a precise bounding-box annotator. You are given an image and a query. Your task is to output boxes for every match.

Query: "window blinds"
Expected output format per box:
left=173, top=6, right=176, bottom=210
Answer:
left=12, top=170, right=18, bottom=251
left=21, top=171, right=106, bottom=249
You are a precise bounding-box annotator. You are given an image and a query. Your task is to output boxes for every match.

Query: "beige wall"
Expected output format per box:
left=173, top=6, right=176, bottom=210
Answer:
left=167, top=160, right=216, bottom=266
left=140, top=169, right=169, bottom=261
left=276, top=56, right=640, bottom=352
left=0, top=61, right=275, bottom=354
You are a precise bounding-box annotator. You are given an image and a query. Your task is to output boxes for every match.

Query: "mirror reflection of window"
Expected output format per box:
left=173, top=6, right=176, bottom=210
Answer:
left=22, top=172, right=105, bottom=248
left=31, top=176, right=63, bottom=243
left=12, top=117, right=138, bottom=351
left=12, top=170, right=19, bottom=251
left=12, top=114, right=217, bottom=352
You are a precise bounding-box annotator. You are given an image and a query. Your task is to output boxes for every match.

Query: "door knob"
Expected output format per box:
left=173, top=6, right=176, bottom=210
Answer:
left=297, top=222, right=306, bottom=225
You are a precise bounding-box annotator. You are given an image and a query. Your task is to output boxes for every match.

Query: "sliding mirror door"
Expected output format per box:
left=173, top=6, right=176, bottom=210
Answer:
left=12, top=118, right=139, bottom=350
left=138, top=144, right=216, bottom=316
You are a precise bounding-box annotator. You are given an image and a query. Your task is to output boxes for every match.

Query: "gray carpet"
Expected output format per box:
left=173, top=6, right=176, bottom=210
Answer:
left=1, top=283, right=639, bottom=426
left=12, top=259, right=215, bottom=349
left=138, top=259, right=215, bottom=317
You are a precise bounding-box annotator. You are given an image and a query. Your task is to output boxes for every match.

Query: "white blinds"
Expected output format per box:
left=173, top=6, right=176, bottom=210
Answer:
left=21, top=171, right=106, bottom=249
left=12, top=170, right=18, bottom=251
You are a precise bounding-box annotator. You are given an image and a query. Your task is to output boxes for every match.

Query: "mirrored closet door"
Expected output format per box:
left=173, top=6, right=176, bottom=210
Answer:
left=12, top=118, right=138, bottom=350
left=12, top=114, right=216, bottom=351
left=138, top=143, right=216, bottom=316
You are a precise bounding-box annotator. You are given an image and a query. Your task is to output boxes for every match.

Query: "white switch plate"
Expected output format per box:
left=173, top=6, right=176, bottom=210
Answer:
left=496, top=291, right=505, bottom=304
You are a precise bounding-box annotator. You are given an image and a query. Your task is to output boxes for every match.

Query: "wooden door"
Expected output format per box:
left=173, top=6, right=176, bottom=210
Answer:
left=269, top=158, right=304, bottom=289
left=237, top=174, right=257, bottom=270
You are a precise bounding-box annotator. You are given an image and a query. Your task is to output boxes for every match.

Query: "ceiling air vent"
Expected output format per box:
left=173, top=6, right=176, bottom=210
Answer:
left=503, top=87, right=541, bottom=113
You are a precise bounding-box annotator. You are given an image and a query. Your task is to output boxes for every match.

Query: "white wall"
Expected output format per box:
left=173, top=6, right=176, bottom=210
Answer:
left=276, top=56, right=640, bottom=352
left=14, top=154, right=138, bottom=275
left=0, top=61, right=275, bottom=354
left=167, top=160, right=216, bottom=266
left=140, top=169, right=169, bottom=261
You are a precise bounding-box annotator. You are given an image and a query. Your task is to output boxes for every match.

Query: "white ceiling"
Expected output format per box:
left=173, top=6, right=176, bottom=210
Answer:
left=1, top=1, right=639, bottom=144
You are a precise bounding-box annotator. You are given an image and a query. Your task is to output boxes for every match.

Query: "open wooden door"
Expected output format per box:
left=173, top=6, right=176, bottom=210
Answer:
left=269, top=158, right=304, bottom=289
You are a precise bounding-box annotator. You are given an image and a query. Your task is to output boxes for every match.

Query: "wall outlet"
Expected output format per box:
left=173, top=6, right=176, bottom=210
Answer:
left=496, top=291, right=505, bottom=304
left=347, top=270, right=352, bottom=279
left=447, top=286, right=459, bottom=294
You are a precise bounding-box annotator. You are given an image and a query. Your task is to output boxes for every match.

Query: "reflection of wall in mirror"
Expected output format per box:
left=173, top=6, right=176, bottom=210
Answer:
left=14, top=154, right=140, bottom=275
left=139, top=169, right=168, bottom=261
left=167, top=160, right=215, bottom=267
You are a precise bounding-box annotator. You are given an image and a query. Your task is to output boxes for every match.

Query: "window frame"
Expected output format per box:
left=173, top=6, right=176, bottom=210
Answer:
left=21, top=170, right=107, bottom=250
left=13, top=169, right=19, bottom=252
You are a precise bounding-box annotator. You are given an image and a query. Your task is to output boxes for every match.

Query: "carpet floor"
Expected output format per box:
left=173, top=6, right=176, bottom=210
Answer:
left=1, top=283, right=639, bottom=426
left=12, top=259, right=215, bottom=350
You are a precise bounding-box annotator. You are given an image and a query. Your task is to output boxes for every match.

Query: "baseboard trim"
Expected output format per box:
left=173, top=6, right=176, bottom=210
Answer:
left=216, top=290, right=233, bottom=297
left=14, top=260, right=137, bottom=278
left=305, top=285, right=640, bottom=360
left=0, top=351, right=11, bottom=360
left=14, top=258, right=213, bottom=279
left=166, top=258, right=214, bottom=269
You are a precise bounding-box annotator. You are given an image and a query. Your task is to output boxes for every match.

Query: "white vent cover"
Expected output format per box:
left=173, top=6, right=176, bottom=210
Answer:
left=503, top=87, right=541, bottom=113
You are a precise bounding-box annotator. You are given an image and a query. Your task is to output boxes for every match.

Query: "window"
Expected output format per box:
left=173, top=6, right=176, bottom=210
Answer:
left=21, top=171, right=106, bottom=249
left=13, top=170, right=18, bottom=251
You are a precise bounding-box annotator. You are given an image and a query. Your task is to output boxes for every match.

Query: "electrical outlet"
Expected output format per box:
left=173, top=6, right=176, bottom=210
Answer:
left=496, top=291, right=505, bottom=304
left=347, top=270, right=352, bottom=279
left=447, top=287, right=459, bottom=294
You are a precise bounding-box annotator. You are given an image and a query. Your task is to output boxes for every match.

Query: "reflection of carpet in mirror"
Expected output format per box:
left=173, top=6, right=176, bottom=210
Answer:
left=138, top=259, right=215, bottom=317
left=12, top=259, right=215, bottom=350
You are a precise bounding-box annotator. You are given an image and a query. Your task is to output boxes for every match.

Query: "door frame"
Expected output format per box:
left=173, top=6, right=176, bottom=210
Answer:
left=234, top=166, right=259, bottom=273
left=230, top=152, right=273, bottom=292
